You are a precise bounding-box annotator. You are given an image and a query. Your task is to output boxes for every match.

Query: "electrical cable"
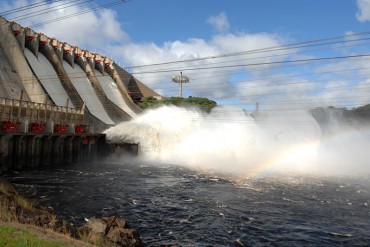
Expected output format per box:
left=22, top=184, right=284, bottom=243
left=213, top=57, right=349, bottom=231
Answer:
left=30, top=0, right=132, bottom=28
left=130, top=53, right=370, bottom=75
left=126, top=31, right=370, bottom=69
left=0, top=0, right=67, bottom=16
left=10, top=0, right=94, bottom=22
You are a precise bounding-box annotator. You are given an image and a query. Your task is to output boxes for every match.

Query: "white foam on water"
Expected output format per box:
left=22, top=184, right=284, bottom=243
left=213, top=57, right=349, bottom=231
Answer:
left=105, top=105, right=370, bottom=177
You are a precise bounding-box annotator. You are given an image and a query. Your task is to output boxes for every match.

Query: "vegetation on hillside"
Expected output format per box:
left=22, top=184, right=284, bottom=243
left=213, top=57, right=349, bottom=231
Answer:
left=309, top=103, right=370, bottom=134
left=139, top=96, right=217, bottom=112
left=311, top=104, right=370, bottom=121
left=351, top=103, right=370, bottom=119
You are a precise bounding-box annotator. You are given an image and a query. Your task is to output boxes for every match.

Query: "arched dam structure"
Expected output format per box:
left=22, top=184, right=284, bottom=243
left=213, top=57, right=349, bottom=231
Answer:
left=0, top=17, right=161, bottom=171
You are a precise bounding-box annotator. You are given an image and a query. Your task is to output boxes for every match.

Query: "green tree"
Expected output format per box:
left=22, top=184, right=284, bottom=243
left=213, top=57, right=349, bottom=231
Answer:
left=138, top=96, right=159, bottom=109
left=351, top=104, right=370, bottom=119
left=139, top=96, right=217, bottom=112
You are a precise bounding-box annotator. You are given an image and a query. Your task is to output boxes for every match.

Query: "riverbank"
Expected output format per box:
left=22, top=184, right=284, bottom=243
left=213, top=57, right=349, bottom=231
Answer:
left=0, top=177, right=143, bottom=246
left=0, top=222, right=93, bottom=246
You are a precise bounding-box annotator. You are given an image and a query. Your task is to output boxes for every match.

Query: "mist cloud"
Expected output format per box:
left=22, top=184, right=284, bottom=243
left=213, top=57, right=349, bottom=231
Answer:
left=105, top=105, right=370, bottom=178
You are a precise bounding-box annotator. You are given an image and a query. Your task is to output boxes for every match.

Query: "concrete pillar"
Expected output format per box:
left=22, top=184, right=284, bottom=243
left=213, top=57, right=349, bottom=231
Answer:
left=25, top=135, right=42, bottom=168
left=84, top=50, right=94, bottom=71
left=51, top=136, right=66, bottom=166
left=12, top=135, right=27, bottom=169
left=10, top=22, right=25, bottom=50
left=72, top=136, right=81, bottom=162
left=62, top=43, right=74, bottom=67
left=89, top=136, right=97, bottom=161
left=41, top=135, right=52, bottom=166
left=0, top=135, right=4, bottom=172
left=0, top=134, right=14, bottom=172
left=81, top=136, right=89, bottom=161
left=24, top=28, right=39, bottom=57
left=50, top=38, right=63, bottom=61
left=94, top=54, right=104, bottom=74
left=63, top=135, right=74, bottom=164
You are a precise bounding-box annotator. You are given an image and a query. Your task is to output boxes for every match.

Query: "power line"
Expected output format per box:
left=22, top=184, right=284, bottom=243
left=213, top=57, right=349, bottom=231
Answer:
left=164, top=38, right=370, bottom=72
left=30, top=0, right=132, bottom=28
left=1, top=0, right=132, bottom=29
left=10, top=0, right=94, bottom=22
left=126, top=31, right=370, bottom=69
left=0, top=0, right=67, bottom=15
left=130, top=53, right=370, bottom=75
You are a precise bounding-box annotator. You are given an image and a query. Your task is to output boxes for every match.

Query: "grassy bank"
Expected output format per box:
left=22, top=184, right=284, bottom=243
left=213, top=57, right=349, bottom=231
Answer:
left=0, top=177, right=92, bottom=246
left=0, top=222, right=92, bottom=247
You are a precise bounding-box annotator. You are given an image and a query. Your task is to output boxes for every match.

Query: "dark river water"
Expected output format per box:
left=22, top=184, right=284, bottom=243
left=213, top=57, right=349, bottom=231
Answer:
left=4, top=161, right=370, bottom=246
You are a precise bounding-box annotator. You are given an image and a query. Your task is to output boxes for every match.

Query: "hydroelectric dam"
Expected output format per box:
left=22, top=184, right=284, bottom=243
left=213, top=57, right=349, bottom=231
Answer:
left=0, top=17, right=161, bottom=172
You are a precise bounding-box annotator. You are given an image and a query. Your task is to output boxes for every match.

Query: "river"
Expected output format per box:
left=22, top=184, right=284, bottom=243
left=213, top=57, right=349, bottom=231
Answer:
left=4, top=161, right=370, bottom=246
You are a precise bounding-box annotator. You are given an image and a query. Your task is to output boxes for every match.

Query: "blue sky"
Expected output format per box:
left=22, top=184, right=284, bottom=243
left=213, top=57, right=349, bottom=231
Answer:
left=2, top=0, right=370, bottom=112
left=119, top=0, right=360, bottom=42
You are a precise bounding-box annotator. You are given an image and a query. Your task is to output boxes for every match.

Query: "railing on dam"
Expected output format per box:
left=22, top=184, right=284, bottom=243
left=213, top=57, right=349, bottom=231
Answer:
left=0, top=97, right=88, bottom=134
left=0, top=96, right=110, bottom=171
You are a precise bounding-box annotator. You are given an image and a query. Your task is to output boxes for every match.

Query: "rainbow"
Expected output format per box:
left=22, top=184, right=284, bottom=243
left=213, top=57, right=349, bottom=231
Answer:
left=240, top=140, right=320, bottom=179
left=240, top=124, right=370, bottom=179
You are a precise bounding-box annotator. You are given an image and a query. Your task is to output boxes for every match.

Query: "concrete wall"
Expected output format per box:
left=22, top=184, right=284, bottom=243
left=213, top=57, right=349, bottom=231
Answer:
left=0, top=17, right=156, bottom=171
left=0, top=17, right=166, bottom=128
left=0, top=133, right=107, bottom=172
left=0, top=17, right=50, bottom=104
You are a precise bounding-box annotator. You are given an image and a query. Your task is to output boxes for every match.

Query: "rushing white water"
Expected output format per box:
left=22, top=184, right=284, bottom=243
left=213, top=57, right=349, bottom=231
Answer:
left=105, top=105, right=328, bottom=177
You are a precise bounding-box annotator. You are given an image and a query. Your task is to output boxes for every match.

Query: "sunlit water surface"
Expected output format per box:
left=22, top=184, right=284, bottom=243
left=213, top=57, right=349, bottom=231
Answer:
left=4, top=162, right=370, bottom=246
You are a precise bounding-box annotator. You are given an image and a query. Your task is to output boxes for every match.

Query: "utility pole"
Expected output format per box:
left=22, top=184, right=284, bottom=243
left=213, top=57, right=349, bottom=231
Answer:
left=172, top=72, right=190, bottom=97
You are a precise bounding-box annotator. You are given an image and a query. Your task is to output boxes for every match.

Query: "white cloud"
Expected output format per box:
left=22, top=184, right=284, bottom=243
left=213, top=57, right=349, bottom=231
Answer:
left=1, top=1, right=289, bottom=102
left=5, top=1, right=365, bottom=112
left=207, top=12, right=230, bottom=33
left=115, top=32, right=285, bottom=100
left=356, top=0, right=370, bottom=22
left=1, top=0, right=129, bottom=49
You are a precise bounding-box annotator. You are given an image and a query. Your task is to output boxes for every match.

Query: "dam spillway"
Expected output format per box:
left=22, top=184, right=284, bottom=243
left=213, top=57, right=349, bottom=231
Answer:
left=24, top=48, right=75, bottom=108
left=62, top=60, right=114, bottom=125
left=0, top=16, right=161, bottom=171
left=94, top=69, right=137, bottom=118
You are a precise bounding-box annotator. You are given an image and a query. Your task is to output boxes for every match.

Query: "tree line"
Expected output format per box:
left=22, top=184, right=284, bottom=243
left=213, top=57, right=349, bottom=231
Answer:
left=138, top=96, right=217, bottom=112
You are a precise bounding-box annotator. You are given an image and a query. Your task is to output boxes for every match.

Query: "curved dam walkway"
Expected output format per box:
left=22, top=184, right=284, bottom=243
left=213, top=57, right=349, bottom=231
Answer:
left=0, top=17, right=161, bottom=171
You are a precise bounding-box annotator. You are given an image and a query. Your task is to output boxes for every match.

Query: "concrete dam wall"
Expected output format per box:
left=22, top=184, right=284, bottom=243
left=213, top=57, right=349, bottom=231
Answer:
left=0, top=17, right=160, bottom=171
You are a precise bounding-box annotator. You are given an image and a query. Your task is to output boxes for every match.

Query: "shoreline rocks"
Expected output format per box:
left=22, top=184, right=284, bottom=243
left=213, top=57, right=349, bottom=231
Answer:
left=80, top=216, right=142, bottom=246
left=0, top=177, right=143, bottom=246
